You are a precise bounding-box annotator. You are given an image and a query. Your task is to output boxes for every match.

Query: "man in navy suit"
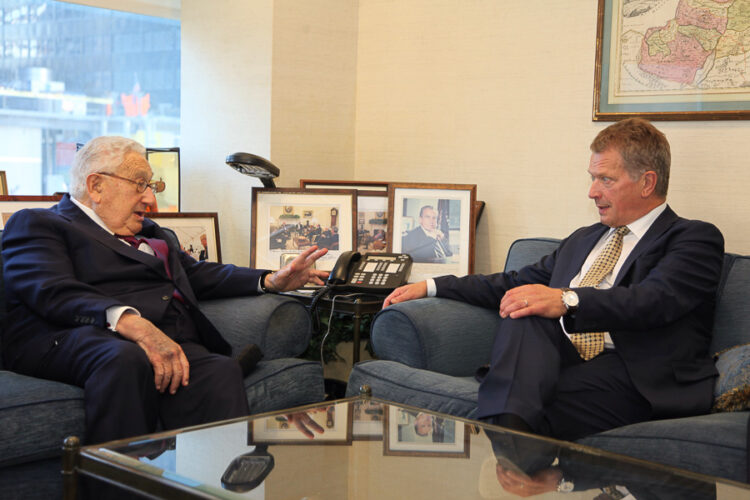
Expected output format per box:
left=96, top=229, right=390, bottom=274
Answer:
left=1, top=136, right=329, bottom=445
left=384, top=118, right=724, bottom=445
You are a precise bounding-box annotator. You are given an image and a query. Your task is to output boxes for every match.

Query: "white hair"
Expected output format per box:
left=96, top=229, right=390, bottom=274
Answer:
left=69, top=136, right=146, bottom=199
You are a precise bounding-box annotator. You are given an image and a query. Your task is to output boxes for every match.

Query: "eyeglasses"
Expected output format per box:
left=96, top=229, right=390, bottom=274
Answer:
left=97, top=172, right=166, bottom=193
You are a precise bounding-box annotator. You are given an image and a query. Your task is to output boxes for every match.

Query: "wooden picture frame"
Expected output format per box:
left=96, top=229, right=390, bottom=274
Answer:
left=146, top=147, right=180, bottom=212
left=0, top=172, right=7, bottom=195
left=383, top=406, right=469, bottom=458
left=300, top=180, right=389, bottom=254
left=145, top=212, right=221, bottom=263
left=0, top=195, right=63, bottom=229
left=249, top=402, right=353, bottom=445
left=388, top=183, right=476, bottom=282
left=594, top=0, right=750, bottom=121
left=251, top=188, right=357, bottom=271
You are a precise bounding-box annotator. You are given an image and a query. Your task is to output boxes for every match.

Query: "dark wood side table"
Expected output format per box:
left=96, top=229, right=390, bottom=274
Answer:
left=281, top=290, right=385, bottom=364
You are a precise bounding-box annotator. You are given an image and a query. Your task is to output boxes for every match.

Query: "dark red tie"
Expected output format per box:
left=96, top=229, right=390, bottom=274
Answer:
left=117, top=235, right=185, bottom=303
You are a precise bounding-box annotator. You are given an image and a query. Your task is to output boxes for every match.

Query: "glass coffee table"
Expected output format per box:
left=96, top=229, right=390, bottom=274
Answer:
left=62, top=394, right=750, bottom=499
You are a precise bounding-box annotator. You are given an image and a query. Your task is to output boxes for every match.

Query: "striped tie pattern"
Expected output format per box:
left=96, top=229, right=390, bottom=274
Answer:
left=569, top=226, right=629, bottom=360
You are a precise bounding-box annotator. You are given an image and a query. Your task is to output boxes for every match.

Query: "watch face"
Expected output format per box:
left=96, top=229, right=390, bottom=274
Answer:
left=563, top=290, right=579, bottom=308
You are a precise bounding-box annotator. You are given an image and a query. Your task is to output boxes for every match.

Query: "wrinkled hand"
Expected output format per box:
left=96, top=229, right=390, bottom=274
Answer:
left=264, top=245, right=329, bottom=292
left=285, top=411, right=325, bottom=439
left=383, top=281, right=428, bottom=308
left=115, top=313, right=190, bottom=394
left=495, top=464, right=561, bottom=497
left=499, top=284, right=567, bottom=319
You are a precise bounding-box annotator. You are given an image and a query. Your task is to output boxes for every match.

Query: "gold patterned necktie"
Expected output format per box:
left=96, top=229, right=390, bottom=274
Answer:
left=570, top=226, right=629, bottom=360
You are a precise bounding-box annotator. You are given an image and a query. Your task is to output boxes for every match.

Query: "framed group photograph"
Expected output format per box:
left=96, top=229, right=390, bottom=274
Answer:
left=146, top=212, right=221, bottom=263
left=0, top=195, right=63, bottom=229
left=251, top=188, right=357, bottom=271
left=300, top=180, right=389, bottom=254
left=249, top=402, right=352, bottom=445
left=388, top=183, right=476, bottom=283
left=383, top=406, right=469, bottom=458
left=146, top=147, right=180, bottom=212
left=594, top=0, right=750, bottom=120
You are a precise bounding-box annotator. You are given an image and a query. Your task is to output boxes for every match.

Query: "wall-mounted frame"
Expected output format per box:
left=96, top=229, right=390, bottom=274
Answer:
left=594, top=0, right=750, bottom=121
left=252, top=188, right=357, bottom=271
left=389, top=183, right=476, bottom=282
left=300, top=180, right=389, bottom=254
left=146, top=147, right=180, bottom=212
left=0, top=195, right=63, bottom=229
left=384, top=406, right=469, bottom=458
left=249, top=402, right=352, bottom=445
left=146, top=212, right=221, bottom=263
left=0, top=172, right=7, bottom=195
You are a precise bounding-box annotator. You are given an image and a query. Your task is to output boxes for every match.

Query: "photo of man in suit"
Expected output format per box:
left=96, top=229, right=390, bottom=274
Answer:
left=401, top=205, right=453, bottom=263
left=384, top=119, right=724, bottom=450
left=1, top=136, right=329, bottom=447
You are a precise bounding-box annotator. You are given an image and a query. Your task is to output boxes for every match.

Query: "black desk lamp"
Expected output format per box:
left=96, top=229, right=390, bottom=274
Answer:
left=226, top=153, right=280, bottom=188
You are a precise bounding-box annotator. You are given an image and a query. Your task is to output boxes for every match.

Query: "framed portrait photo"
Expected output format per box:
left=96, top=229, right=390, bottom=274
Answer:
left=300, top=180, right=390, bottom=255
left=146, top=147, right=180, bottom=212
left=251, top=188, right=357, bottom=271
left=594, top=0, right=750, bottom=120
left=145, top=212, right=221, bottom=263
left=0, top=195, right=63, bottom=230
left=389, top=183, right=476, bottom=283
left=249, top=402, right=352, bottom=445
left=384, top=406, right=469, bottom=458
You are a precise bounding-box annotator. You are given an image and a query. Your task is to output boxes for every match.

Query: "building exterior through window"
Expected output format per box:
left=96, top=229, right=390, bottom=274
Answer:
left=0, top=0, right=180, bottom=195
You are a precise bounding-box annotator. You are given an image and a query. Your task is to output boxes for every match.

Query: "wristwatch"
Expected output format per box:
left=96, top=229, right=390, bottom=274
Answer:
left=557, top=475, right=574, bottom=493
left=561, top=287, right=579, bottom=315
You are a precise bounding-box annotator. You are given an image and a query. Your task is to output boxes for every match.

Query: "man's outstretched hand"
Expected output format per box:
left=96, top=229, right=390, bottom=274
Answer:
left=263, top=245, right=330, bottom=292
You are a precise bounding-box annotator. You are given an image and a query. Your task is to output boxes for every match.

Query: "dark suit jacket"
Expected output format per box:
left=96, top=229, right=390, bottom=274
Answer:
left=402, top=226, right=450, bottom=263
left=434, top=206, right=724, bottom=419
left=1, top=194, right=267, bottom=372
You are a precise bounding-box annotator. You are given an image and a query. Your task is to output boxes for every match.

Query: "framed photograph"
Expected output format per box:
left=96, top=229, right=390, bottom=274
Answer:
left=0, top=195, right=63, bottom=229
left=351, top=399, right=385, bottom=441
left=594, top=0, right=750, bottom=120
left=251, top=188, right=357, bottom=271
left=384, top=406, right=469, bottom=458
left=300, top=180, right=390, bottom=254
left=146, top=147, right=180, bottom=212
left=389, top=183, right=476, bottom=283
left=0, top=172, right=7, bottom=195
left=145, top=212, right=221, bottom=263
left=249, top=402, right=352, bottom=445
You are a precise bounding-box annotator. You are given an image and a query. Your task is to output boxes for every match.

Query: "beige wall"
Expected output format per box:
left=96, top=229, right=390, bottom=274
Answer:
left=183, top=0, right=750, bottom=269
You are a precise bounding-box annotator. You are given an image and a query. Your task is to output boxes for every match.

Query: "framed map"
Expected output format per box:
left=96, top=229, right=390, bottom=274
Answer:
left=594, top=0, right=750, bottom=120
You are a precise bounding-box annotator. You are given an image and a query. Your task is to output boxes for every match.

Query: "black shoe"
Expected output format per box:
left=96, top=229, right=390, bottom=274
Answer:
left=235, top=344, right=263, bottom=377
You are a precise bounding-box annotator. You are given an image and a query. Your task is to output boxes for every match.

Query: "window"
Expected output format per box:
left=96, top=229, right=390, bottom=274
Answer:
left=0, top=0, right=180, bottom=195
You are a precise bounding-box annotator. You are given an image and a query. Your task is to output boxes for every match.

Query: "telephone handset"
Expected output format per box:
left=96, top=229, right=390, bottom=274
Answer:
left=327, top=251, right=412, bottom=294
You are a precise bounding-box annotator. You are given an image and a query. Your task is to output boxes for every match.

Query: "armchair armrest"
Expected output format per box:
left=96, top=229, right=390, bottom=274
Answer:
left=371, top=297, right=501, bottom=377
left=199, top=294, right=311, bottom=359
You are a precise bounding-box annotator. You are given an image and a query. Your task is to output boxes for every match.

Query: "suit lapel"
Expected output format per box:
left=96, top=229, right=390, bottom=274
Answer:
left=54, top=195, right=167, bottom=276
left=614, top=205, right=678, bottom=286
left=559, top=225, right=610, bottom=285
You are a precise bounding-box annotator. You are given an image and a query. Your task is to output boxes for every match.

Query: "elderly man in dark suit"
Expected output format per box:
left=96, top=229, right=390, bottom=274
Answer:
left=384, top=118, right=724, bottom=445
left=1, top=136, right=329, bottom=445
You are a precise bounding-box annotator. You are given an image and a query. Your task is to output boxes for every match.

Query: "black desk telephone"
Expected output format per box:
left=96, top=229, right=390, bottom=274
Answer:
left=327, top=251, right=412, bottom=294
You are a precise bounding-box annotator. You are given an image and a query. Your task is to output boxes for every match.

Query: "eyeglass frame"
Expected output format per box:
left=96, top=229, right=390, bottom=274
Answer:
left=96, top=172, right=166, bottom=194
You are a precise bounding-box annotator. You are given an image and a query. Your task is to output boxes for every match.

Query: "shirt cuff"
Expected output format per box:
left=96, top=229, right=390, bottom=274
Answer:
left=106, top=306, right=140, bottom=332
left=426, top=278, right=437, bottom=297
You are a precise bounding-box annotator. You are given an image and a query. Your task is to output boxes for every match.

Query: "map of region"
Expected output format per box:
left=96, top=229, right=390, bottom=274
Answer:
left=611, top=0, right=750, bottom=102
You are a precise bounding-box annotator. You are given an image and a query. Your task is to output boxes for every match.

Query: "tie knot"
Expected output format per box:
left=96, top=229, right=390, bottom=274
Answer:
left=615, top=226, right=629, bottom=237
left=116, top=234, right=141, bottom=247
